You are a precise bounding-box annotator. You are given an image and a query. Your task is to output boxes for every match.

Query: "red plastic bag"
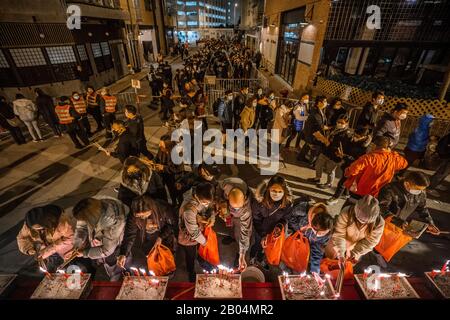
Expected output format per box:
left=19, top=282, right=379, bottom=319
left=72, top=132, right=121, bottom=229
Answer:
left=320, top=258, right=354, bottom=280
left=198, top=226, right=220, bottom=266
left=264, top=224, right=285, bottom=266
left=375, top=216, right=413, bottom=262
left=281, top=230, right=310, bottom=272
left=147, top=243, right=176, bottom=276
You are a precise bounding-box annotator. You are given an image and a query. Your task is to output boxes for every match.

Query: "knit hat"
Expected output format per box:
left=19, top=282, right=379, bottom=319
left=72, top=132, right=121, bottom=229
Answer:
left=354, top=195, right=380, bottom=224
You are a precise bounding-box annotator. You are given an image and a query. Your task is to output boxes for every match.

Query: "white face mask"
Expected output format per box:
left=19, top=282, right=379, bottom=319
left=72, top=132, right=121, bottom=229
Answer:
left=252, top=101, right=257, bottom=107
left=227, top=96, right=233, bottom=101
left=73, top=95, right=79, bottom=100
left=408, top=189, right=422, bottom=195
left=398, top=113, right=407, bottom=120
left=270, top=190, right=284, bottom=202
left=336, top=123, right=348, bottom=130
left=376, top=98, right=384, bottom=105
left=303, top=99, right=309, bottom=105
left=269, top=95, right=275, bottom=100
left=258, top=90, right=263, bottom=95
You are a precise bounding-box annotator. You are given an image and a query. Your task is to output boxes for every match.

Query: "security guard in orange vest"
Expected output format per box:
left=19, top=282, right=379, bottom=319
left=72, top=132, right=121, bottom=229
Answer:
left=71, top=91, right=91, bottom=136
left=55, top=96, right=90, bottom=149
left=99, top=87, right=117, bottom=139
left=86, top=86, right=104, bottom=132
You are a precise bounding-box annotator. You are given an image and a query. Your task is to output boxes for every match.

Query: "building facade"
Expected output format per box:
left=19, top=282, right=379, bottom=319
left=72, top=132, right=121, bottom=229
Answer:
left=0, top=0, right=131, bottom=99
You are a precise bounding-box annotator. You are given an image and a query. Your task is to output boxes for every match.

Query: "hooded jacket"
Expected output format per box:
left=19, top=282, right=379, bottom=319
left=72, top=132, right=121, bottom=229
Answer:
left=406, top=114, right=434, bottom=153
left=17, top=211, right=75, bottom=260
left=374, top=112, right=401, bottom=147
left=74, top=197, right=129, bottom=260
left=218, top=98, right=233, bottom=124
left=251, top=180, right=293, bottom=237
left=330, top=205, right=384, bottom=260
left=287, top=199, right=332, bottom=273
left=218, top=177, right=253, bottom=255
left=13, top=98, right=38, bottom=122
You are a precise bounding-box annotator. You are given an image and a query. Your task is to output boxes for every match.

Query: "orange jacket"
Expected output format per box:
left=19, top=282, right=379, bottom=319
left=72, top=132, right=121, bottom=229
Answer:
left=344, top=149, right=407, bottom=197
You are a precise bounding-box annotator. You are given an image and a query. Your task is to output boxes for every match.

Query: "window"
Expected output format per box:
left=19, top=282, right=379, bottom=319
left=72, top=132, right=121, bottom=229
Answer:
left=187, top=21, right=198, bottom=26
left=10, top=48, right=46, bottom=67
left=178, top=21, right=186, bottom=26
left=0, top=50, right=9, bottom=68
left=186, top=1, right=197, bottom=6
left=91, top=43, right=103, bottom=58
left=178, top=11, right=186, bottom=15
left=77, top=45, right=89, bottom=61
left=101, top=42, right=111, bottom=55
left=46, top=46, right=77, bottom=64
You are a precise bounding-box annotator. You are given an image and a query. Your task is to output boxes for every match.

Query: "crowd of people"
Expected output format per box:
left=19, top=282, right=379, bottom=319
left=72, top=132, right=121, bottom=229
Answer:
left=2, top=37, right=450, bottom=283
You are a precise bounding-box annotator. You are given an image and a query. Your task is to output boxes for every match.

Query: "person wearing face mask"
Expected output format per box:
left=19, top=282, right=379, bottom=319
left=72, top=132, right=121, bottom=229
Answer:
left=325, top=195, right=384, bottom=266
left=297, top=96, right=330, bottom=165
left=253, top=87, right=265, bottom=129
left=257, top=94, right=273, bottom=130
left=71, top=91, right=91, bottom=136
left=285, top=201, right=334, bottom=274
left=326, top=98, right=347, bottom=127
left=217, top=90, right=234, bottom=142
left=374, top=103, right=409, bottom=148
left=117, top=195, right=178, bottom=270
left=403, top=114, right=434, bottom=170
left=105, top=120, right=139, bottom=163
left=233, top=86, right=248, bottom=129
left=327, top=127, right=372, bottom=205
left=178, top=182, right=216, bottom=282
left=356, top=91, right=385, bottom=131
left=250, top=175, right=293, bottom=267
left=34, top=88, right=61, bottom=137
left=55, top=96, right=90, bottom=149
left=240, top=96, right=257, bottom=133
left=378, top=171, right=440, bottom=237
left=217, top=177, right=253, bottom=271
left=99, top=87, right=117, bottom=139
left=284, top=93, right=309, bottom=150
left=311, top=115, right=352, bottom=189
left=85, top=86, right=104, bottom=133
left=124, top=105, right=154, bottom=160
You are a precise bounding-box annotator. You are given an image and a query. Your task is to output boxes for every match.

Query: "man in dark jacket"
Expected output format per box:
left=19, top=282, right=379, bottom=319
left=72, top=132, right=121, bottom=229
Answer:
left=355, top=91, right=385, bottom=131
left=286, top=199, right=334, bottom=274
left=374, top=103, right=408, bottom=148
left=378, top=171, right=440, bottom=235
left=0, top=96, right=26, bottom=144
left=427, top=133, right=450, bottom=198
left=108, top=120, right=139, bottom=163
left=233, top=86, right=248, bottom=129
left=124, top=105, right=154, bottom=160
left=35, top=88, right=61, bottom=137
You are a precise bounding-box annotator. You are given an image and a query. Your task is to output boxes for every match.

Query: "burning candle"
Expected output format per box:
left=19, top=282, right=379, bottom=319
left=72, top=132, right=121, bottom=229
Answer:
left=363, top=267, right=372, bottom=280
left=140, top=268, right=150, bottom=284
left=300, top=271, right=307, bottom=278
left=56, top=269, right=70, bottom=279
left=130, top=267, right=141, bottom=282
left=440, top=260, right=449, bottom=274
left=431, top=269, right=440, bottom=278
left=39, top=267, right=52, bottom=280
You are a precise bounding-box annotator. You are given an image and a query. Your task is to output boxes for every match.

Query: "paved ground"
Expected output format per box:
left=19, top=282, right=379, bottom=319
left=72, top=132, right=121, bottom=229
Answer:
left=1, top=57, right=449, bottom=283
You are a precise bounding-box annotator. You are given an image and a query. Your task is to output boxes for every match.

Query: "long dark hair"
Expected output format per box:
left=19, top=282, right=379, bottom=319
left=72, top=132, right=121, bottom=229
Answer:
left=131, top=195, right=160, bottom=231
left=262, top=175, right=291, bottom=209
left=25, top=205, right=63, bottom=234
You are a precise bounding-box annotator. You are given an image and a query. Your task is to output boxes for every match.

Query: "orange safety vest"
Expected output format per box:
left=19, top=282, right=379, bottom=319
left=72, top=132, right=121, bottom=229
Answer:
left=55, top=104, right=74, bottom=125
left=86, top=92, right=98, bottom=107
left=103, top=95, right=117, bottom=113
left=71, top=97, right=87, bottom=114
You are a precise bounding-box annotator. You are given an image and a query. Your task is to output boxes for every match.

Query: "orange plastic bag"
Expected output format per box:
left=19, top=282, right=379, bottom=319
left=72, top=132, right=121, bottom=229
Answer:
left=198, top=226, right=220, bottom=266
left=375, top=216, right=413, bottom=262
left=320, top=258, right=354, bottom=280
left=264, top=224, right=285, bottom=266
left=147, top=243, right=176, bottom=276
left=281, top=230, right=310, bottom=272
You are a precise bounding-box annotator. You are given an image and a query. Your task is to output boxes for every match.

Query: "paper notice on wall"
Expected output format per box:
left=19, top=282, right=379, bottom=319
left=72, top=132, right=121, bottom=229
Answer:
left=298, top=42, right=314, bottom=66
left=131, top=79, right=141, bottom=89
left=341, top=86, right=353, bottom=101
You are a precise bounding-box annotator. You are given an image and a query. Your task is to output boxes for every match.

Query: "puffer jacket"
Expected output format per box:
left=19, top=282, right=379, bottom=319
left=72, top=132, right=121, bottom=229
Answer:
left=218, top=177, right=253, bottom=255
left=218, top=98, right=233, bottom=124
left=287, top=199, right=332, bottom=274
left=330, top=206, right=384, bottom=260
left=251, top=180, right=293, bottom=237
left=17, top=212, right=75, bottom=260
left=13, top=98, right=38, bottom=122
left=178, top=189, right=216, bottom=246
left=240, top=105, right=256, bottom=132
left=406, top=114, right=434, bottom=152
left=74, top=197, right=129, bottom=260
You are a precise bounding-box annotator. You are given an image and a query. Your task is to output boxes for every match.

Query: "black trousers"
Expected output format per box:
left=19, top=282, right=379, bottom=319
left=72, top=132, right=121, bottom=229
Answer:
left=64, top=122, right=89, bottom=147
left=249, top=232, right=265, bottom=262
left=8, top=125, right=26, bottom=144
left=79, top=114, right=91, bottom=135
left=103, top=112, right=116, bottom=139
left=87, top=106, right=104, bottom=131
left=298, top=143, right=322, bottom=164
left=138, top=139, right=154, bottom=160
left=180, top=244, right=198, bottom=282
left=161, top=172, right=179, bottom=206
left=285, top=130, right=303, bottom=148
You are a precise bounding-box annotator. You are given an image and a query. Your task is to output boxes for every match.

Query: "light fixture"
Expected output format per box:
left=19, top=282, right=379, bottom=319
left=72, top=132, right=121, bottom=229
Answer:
left=39, top=33, right=45, bottom=38
left=105, top=32, right=110, bottom=36
left=88, top=32, right=93, bottom=37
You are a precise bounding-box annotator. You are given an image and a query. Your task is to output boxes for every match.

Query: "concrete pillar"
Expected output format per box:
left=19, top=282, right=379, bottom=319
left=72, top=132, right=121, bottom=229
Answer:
left=345, top=48, right=363, bottom=75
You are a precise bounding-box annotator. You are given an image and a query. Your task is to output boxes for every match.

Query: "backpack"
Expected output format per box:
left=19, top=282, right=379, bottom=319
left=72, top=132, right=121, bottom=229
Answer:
left=212, top=97, right=222, bottom=117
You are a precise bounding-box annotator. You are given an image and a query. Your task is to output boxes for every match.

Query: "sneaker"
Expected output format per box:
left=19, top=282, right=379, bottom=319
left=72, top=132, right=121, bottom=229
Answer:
left=317, top=183, right=332, bottom=189
left=427, top=189, right=440, bottom=198
left=326, top=197, right=339, bottom=205
left=307, top=178, right=320, bottom=184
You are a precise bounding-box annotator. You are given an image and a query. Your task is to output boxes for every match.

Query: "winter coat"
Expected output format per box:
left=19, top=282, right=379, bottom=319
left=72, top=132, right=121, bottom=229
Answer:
left=272, top=104, right=290, bottom=142
left=330, top=206, right=384, bottom=260
left=378, top=181, right=434, bottom=225
left=13, top=98, right=38, bottom=122
left=341, top=136, right=372, bottom=167
left=36, top=94, right=58, bottom=125
left=251, top=181, right=293, bottom=237
left=356, top=102, right=378, bottom=130
left=218, top=98, right=233, bottom=124
left=239, top=105, right=256, bottom=132
left=303, top=106, right=327, bottom=145
left=326, top=106, right=347, bottom=127
left=119, top=198, right=178, bottom=257
left=118, top=156, right=167, bottom=207
left=258, top=101, right=274, bottom=129
left=17, top=212, right=75, bottom=260
left=344, top=149, right=408, bottom=197
left=218, top=177, right=253, bottom=254
left=437, top=133, right=450, bottom=159
left=323, top=127, right=353, bottom=163
left=287, top=200, right=332, bottom=273
left=74, top=197, right=129, bottom=260
left=178, top=189, right=216, bottom=246
left=374, top=112, right=402, bottom=147
left=406, top=114, right=434, bottom=153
